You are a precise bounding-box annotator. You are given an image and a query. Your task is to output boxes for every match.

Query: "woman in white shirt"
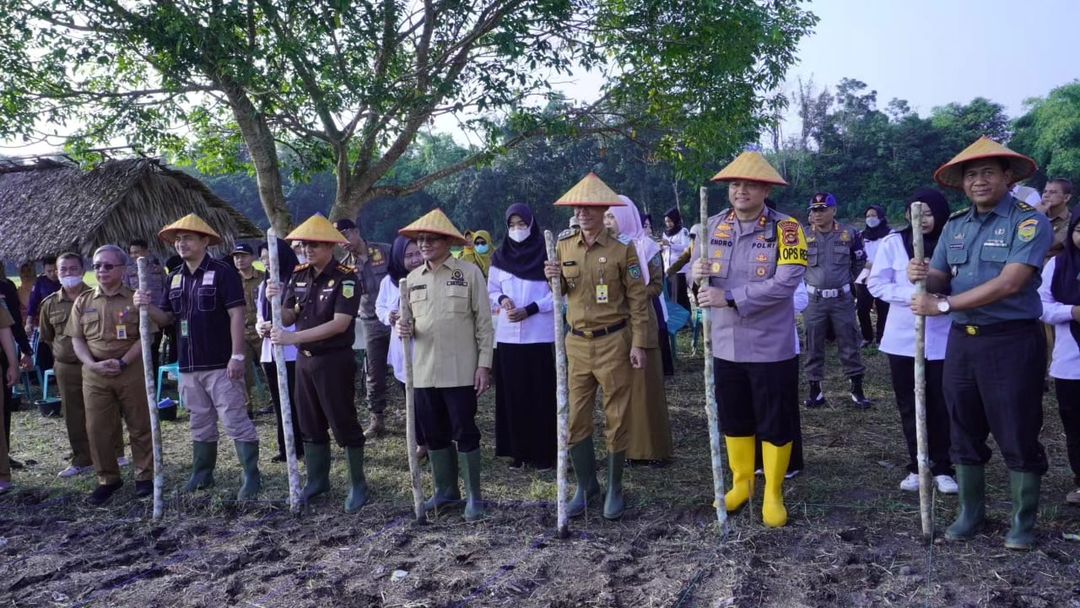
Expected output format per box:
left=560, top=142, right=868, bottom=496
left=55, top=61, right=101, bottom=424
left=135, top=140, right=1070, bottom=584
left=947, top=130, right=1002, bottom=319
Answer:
left=256, top=240, right=304, bottom=463
left=1039, top=213, right=1080, bottom=506
left=662, top=206, right=692, bottom=313
left=867, top=189, right=957, bottom=494
left=488, top=204, right=557, bottom=470
left=375, top=236, right=424, bottom=456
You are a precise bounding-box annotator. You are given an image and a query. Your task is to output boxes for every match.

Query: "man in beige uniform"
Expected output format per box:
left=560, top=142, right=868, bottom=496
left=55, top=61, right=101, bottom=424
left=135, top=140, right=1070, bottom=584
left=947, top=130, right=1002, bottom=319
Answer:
left=231, top=243, right=265, bottom=416
left=40, top=252, right=123, bottom=478
left=69, top=245, right=154, bottom=505
left=543, top=173, right=651, bottom=520
left=397, top=209, right=493, bottom=522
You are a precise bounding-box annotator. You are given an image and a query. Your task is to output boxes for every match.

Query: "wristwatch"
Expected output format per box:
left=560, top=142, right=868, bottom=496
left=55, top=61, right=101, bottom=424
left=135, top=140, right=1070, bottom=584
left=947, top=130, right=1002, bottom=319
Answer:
left=230, top=354, right=246, bottom=362
left=936, top=295, right=951, bottom=314
left=724, top=290, right=737, bottom=310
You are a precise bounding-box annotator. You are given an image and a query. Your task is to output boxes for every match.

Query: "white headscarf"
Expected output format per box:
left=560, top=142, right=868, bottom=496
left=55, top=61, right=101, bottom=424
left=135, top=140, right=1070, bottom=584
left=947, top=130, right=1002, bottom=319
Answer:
left=610, top=195, right=661, bottom=285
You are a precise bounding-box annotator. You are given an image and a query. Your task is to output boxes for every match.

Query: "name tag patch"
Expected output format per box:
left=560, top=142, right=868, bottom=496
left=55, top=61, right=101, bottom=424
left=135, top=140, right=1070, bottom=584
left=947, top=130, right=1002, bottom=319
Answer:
left=446, top=269, right=469, bottom=287
left=202, top=271, right=215, bottom=286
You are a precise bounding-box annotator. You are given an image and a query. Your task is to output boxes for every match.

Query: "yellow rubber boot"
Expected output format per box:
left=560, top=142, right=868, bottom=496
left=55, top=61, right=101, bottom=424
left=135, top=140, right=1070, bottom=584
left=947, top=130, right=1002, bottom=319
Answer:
left=761, top=441, right=793, bottom=528
left=723, top=436, right=756, bottom=513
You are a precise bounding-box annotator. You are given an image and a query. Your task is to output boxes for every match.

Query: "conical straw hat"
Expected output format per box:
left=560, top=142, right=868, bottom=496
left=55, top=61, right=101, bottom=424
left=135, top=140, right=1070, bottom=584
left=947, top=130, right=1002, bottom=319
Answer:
left=158, top=213, right=222, bottom=246
left=933, top=136, right=1037, bottom=190
left=553, top=173, right=625, bottom=207
left=285, top=213, right=349, bottom=244
left=710, top=151, right=788, bottom=186
left=398, top=208, right=468, bottom=245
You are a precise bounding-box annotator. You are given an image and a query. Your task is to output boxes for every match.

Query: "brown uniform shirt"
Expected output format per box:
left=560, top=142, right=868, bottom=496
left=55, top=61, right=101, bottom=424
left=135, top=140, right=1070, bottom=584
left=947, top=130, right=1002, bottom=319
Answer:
left=284, top=261, right=360, bottom=353
left=405, top=256, right=494, bottom=388
left=39, top=285, right=93, bottom=364
left=67, top=285, right=144, bottom=361
left=239, top=268, right=265, bottom=330
left=556, top=228, right=650, bottom=349
left=1046, top=206, right=1072, bottom=263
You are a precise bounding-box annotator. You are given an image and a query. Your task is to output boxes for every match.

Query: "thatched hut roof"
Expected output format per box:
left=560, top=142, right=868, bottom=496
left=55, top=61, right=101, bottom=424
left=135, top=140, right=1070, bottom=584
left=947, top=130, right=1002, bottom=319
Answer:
left=0, top=158, right=261, bottom=263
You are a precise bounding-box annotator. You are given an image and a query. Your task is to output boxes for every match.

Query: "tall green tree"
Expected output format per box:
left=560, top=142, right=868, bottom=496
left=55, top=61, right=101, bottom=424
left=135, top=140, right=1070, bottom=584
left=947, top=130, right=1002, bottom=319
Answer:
left=0, top=0, right=815, bottom=232
left=1011, top=81, right=1080, bottom=184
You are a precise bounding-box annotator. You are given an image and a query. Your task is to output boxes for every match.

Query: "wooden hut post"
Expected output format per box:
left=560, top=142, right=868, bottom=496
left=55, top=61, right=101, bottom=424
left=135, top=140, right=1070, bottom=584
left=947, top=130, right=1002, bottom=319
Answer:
left=267, top=230, right=303, bottom=514
left=544, top=230, right=571, bottom=539
left=137, top=258, right=165, bottom=520
left=699, top=187, right=727, bottom=531
left=910, top=202, right=932, bottom=537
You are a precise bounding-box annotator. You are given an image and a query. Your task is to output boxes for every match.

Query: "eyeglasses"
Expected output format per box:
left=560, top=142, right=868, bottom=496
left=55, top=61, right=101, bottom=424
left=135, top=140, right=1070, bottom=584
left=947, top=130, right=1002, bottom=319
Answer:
left=92, top=262, right=119, bottom=271
left=416, top=236, right=446, bottom=245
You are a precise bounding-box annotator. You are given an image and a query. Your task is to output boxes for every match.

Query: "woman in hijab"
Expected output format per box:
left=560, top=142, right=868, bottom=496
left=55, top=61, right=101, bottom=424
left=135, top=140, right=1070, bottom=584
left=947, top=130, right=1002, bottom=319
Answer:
left=856, top=204, right=893, bottom=347
left=867, top=188, right=956, bottom=494
left=606, top=196, right=673, bottom=465
left=487, top=204, right=556, bottom=470
left=662, top=206, right=692, bottom=312
left=375, top=235, right=427, bottom=459
left=1039, top=213, right=1080, bottom=506
left=255, top=239, right=304, bottom=463
left=460, top=230, right=494, bottom=278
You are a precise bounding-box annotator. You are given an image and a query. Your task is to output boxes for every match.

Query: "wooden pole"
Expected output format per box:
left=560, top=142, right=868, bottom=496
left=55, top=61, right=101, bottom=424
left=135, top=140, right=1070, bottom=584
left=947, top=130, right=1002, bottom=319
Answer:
left=136, top=257, right=164, bottom=520
left=544, top=230, right=570, bottom=539
left=699, top=187, right=727, bottom=530
left=910, top=202, right=933, bottom=538
left=399, top=278, right=427, bottom=523
left=267, top=230, right=303, bottom=514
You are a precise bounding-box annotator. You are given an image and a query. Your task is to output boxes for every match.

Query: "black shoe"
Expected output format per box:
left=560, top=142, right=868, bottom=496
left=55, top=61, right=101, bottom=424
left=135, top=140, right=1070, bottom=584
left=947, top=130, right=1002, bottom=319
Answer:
left=804, top=382, right=827, bottom=408
left=9, top=458, right=24, bottom=470
left=849, top=375, right=872, bottom=409
left=271, top=454, right=286, bottom=463
left=134, top=480, right=153, bottom=498
left=87, top=481, right=123, bottom=506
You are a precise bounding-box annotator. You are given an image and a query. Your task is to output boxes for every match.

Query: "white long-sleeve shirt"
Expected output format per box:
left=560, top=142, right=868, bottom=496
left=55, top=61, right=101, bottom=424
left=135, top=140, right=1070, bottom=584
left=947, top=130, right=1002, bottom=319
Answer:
left=793, top=281, right=807, bottom=355
left=664, top=227, right=692, bottom=274
left=376, top=275, right=413, bottom=384
left=486, top=266, right=554, bottom=345
left=256, top=282, right=298, bottom=364
left=866, top=232, right=950, bottom=360
left=1039, top=257, right=1080, bottom=380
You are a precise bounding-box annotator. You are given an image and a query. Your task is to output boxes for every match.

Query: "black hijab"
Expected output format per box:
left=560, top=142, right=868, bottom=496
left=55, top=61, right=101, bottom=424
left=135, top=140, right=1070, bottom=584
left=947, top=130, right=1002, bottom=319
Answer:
left=258, top=238, right=299, bottom=323
left=664, top=206, right=683, bottom=237
left=899, top=188, right=950, bottom=260
left=490, top=203, right=547, bottom=281
left=1050, top=213, right=1080, bottom=350
left=388, top=235, right=413, bottom=285
left=861, top=204, right=891, bottom=241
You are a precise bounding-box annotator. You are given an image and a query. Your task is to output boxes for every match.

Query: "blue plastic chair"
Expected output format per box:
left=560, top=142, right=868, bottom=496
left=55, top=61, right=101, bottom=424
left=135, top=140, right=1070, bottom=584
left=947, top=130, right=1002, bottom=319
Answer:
left=41, top=368, right=57, bottom=401
left=156, top=362, right=183, bottom=408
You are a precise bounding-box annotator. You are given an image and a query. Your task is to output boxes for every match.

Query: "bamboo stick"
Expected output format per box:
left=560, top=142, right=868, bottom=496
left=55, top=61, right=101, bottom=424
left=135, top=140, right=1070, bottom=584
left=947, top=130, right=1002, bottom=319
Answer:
left=910, top=202, right=933, bottom=538
left=267, top=230, right=303, bottom=514
left=136, top=257, right=164, bottom=520
left=399, top=278, right=427, bottom=523
left=699, top=188, right=727, bottom=531
left=544, top=230, right=570, bottom=539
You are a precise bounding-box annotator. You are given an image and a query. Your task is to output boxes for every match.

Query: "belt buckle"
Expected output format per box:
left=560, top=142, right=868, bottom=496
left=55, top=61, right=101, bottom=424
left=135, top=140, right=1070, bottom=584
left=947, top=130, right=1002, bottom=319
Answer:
left=824, top=289, right=836, bottom=298
left=582, top=330, right=594, bottom=339
left=964, top=325, right=978, bottom=336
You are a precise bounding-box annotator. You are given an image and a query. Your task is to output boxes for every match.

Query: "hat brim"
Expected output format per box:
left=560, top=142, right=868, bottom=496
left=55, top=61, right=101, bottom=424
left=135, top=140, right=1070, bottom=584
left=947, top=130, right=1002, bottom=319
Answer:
left=711, top=175, right=788, bottom=187
left=934, top=153, right=1037, bottom=190
left=398, top=227, right=469, bottom=246
left=158, top=228, right=223, bottom=246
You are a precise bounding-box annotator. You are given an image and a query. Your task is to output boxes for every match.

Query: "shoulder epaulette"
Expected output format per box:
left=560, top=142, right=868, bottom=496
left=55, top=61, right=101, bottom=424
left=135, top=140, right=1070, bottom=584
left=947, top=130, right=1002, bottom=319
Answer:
left=336, top=263, right=355, bottom=274
left=949, top=207, right=969, bottom=219
left=1015, top=200, right=1035, bottom=212
left=557, top=228, right=579, bottom=241
left=294, top=263, right=310, bottom=272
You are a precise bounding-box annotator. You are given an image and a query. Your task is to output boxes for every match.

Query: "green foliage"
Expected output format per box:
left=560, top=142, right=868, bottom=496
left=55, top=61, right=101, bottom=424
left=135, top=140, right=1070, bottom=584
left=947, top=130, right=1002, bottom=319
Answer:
left=1011, top=81, right=1080, bottom=185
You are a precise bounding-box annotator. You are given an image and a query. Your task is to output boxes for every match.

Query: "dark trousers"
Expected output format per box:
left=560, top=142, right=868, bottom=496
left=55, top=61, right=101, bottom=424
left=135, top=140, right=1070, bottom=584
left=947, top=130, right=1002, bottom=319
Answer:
left=364, top=329, right=390, bottom=413
left=887, top=355, right=952, bottom=476
left=714, top=356, right=799, bottom=446
left=804, top=292, right=865, bottom=381
left=263, top=360, right=304, bottom=459
left=944, top=323, right=1047, bottom=474
left=1056, top=378, right=1080, bottom=486
left=295, top=349, right=364, bottom=448
left=416, top=386, right=481, bottom=452
left=855, top=283, right=889, bottom=344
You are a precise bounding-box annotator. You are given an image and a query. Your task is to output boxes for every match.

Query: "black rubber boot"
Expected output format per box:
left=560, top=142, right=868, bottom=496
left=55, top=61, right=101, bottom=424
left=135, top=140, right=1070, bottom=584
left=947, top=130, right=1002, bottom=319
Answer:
left=804, top=381, right=826, bottom=408
left=234, top=441, right=262, bottom=501
left=945, top=464, right=985, bottom=541
left=183, top=441, right=217, bottom=492
left=1004, top=471, right=1040, bottom=550
left=849, top=375, right=872, bottom=409
left=343, top=445, right=369, bottom=513
left=424, top=447, right=462, bottom=512
left=603, top=451, right=626, bottom=520
left=459, top=449, right=487, bottom=522
left=567, top=437, right=602, bottom=518
left=301, top=442, right=331, bottom=501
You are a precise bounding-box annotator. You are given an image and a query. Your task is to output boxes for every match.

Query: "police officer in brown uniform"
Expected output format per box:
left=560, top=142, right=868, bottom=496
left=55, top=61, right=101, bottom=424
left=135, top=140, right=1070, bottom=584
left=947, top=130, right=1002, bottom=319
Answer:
left=335, top=218, right=392, bottom=438
left=40, top=252, right=123, bottom=478
left=231, top=243, right=266, bottom=416
left=69, top=245, right=154, bottom=505
left=543, top=173, right=651, bottom=520
left=269, top=214, right=368, bottom=513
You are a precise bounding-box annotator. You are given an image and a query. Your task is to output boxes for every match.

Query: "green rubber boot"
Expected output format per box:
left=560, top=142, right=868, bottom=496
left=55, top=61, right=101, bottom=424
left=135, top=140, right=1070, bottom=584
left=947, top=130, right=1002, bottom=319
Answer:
left=1004, top=471, right=1040, bottom=550
left=343, top=445, right=369, bottom=513
left=459, top=449, right=487, bottom=522
left=183, top=441, right=217, bottom=492
left=603, top=451, right=626, bottom=520
left=424, top=447, right=462, bottom=512
left=233, top=441, right=262, bottom=501
left=567, top=437, right=602, bottom=518
left=945, top=464, right=985, bottom=541
left=301, top=442, right=331, bottom=502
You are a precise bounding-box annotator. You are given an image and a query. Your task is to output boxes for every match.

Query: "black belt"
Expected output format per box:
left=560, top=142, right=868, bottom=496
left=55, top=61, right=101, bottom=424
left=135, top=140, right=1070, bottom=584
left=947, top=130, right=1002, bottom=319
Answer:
left=951, top=319, right=1038, bottom=337
left=570, top=320, right=627, bottom=339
